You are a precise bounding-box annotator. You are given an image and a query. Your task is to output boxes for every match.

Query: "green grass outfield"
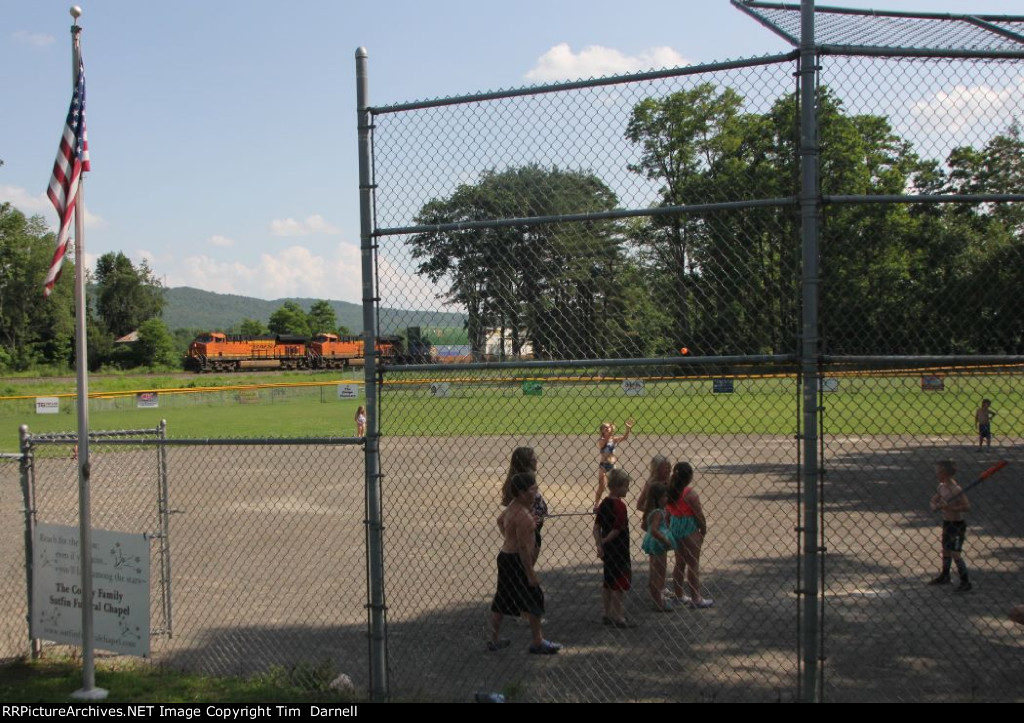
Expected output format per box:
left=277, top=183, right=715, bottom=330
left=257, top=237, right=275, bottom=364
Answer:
left=1, top=372, right=1019, bottom=453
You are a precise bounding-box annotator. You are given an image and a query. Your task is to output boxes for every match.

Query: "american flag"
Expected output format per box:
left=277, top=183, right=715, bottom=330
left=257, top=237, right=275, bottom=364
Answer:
left=43, top=60, right=90, bottom=297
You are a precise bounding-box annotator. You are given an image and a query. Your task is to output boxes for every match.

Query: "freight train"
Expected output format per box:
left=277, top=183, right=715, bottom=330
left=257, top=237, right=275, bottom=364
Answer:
left=184, top=331, right=426, bottom=372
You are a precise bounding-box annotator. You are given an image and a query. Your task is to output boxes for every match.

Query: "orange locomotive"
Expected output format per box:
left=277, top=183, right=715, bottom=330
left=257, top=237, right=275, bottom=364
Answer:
left=185, top=332, right=403, bottom=372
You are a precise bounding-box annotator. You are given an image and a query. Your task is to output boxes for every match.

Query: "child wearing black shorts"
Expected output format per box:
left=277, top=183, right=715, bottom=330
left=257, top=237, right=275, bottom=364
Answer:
left=929, top=459, right=972, bottom=593
left=594, top=469, right=633, bottom=627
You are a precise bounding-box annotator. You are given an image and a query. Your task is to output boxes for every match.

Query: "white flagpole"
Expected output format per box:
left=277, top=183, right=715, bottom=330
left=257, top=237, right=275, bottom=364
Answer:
left=67, top=4, right=106, bottom=702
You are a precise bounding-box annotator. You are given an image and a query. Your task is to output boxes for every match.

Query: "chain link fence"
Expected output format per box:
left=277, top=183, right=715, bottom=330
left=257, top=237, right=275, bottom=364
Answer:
left=3, top=3, right=1023, bottom=703
left=363, top=2, right=1024, bottom=703
left=376, top=365, right=804, bottom=702
left=5, top=430, right=369, bottom=691
left=0, top=453, right=29, bottom=662
left=819, top=364, right=1024, bottom=702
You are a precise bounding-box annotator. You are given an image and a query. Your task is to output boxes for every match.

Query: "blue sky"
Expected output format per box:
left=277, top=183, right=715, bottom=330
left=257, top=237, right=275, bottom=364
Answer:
left=3, top=0, right=1023, bottom=305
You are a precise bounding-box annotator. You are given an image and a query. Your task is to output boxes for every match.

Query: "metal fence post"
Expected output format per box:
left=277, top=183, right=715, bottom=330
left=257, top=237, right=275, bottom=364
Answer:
left=356, top=45, right=388, bottom=702
left=798, top=0, right=823, bottom=703
left=18, top=425, right=40, bottom=660
left=156, top=419, right=173, bottom=636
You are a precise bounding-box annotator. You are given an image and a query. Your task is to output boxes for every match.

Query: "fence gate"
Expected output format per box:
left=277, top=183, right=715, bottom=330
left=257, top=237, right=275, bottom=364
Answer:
left=20, top=424, right=174, bottom=648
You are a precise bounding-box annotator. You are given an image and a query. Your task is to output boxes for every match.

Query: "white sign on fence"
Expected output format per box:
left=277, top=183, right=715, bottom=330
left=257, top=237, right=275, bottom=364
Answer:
left=31, top=523, right=151, bottom=657
left=822, top=378, right=840, bottom=392
left=621, top=379, right=646, bottom=396
left=337, top=384, right=360, bottom=399
left=430, top=382, right=451, bottom=398
left=136, top=392, right=159, bottom=408
left=35, top=397, right=60, bottom=414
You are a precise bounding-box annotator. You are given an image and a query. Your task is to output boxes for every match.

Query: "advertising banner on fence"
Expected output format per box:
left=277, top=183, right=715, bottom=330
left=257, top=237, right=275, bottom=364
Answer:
left=337, top=384, right=360, bottom=399
left=136, top=392, right=159, bottom=408
left=35, top=397, right=60, bottom=414
left=713, top=379, right=735, bottom=394
left=31, top=523, right=151, bottom=657
left=429, top=382, right=451, bottom=398
left=522, top=381, right=543, bottom=397
left=622, top=379, right=646, bottom=396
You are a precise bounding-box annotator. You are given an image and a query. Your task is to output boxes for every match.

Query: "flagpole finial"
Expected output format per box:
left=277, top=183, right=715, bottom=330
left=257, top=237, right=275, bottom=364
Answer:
left=70, top=5, right=82, bottom=21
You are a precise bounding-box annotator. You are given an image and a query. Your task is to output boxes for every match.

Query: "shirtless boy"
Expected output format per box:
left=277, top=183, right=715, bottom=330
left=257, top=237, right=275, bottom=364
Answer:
left=929, top=459, right=972, bottom=593
left=975, top=399, right=996, bottom=450
left=489, top=472, right=561, bottom=654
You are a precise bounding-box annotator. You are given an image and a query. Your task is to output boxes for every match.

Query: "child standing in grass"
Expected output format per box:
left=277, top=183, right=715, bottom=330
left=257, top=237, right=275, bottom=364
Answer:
left=595, top=469, right=633, bottom=627
left=354, top=405, right=367, bottom=437
left=641, top=483, right=675, bottom=612
left=929, top=458, right=972, bottom=593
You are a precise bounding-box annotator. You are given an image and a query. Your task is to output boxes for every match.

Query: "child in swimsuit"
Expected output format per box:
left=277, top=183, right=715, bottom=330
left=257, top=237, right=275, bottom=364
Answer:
left=354, top=405, right=367, bottom=437
left=594, top=418, right=634, bottom=508
left=641, top=482, right=675, bottom=611
left=667, top=461, right=713, bottom=609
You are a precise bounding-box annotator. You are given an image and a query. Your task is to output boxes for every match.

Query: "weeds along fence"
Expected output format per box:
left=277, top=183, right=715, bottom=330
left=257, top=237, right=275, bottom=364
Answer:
left=359, top=1, right=1024, bottom=703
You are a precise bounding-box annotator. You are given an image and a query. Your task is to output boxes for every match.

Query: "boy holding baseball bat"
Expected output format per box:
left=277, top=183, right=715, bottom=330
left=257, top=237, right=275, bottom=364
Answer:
left=928, top=459, right=972, bottom=592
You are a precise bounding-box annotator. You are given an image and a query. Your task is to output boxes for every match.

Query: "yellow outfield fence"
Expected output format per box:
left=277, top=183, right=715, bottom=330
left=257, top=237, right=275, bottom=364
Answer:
left=2, top=362, right=1022, bottom=414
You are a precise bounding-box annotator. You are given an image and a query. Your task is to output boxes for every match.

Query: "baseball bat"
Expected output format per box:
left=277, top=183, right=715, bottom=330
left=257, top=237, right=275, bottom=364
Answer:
left=939, top=460, right=1008, bottom=507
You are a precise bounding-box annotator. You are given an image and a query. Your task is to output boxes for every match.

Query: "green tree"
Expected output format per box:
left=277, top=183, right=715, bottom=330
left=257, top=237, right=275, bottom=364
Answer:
left=133, top=318, right=178, bottom=367
left=239, top=318, right=268, bottom=336
left=0, top=204, right=75, bottom=370
left=307, top=300, right=337, bottom=335
left=925, top=122, right=1024, bottom=353
left=625, top=85, right=933, bottom=356
left=268, top=301, right=310, bottom=336
left=408, top=165, right=634, bottom=359
left=93, top=252, right=165, bottom=338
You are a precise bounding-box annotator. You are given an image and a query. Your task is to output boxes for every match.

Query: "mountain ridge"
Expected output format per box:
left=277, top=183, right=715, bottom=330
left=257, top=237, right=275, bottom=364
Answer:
left=162, top=286, right=465, bottom=335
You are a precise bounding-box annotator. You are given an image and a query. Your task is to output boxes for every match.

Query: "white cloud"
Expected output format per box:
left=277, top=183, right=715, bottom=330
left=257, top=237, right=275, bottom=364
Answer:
left=13, top=30, right=55, bottom=47
left=909, top=77, right=1024, bottom=139
left=525, top=43, right=689, bottom=83
left=1, top=185, right=50, bottom=214
left=269, top=214, right=342, bottom=237
left=167, top=243, right=363, bottom=302
left=209, top=234, right=234, bottom=247
left=0, top=184, right=105, bottom=230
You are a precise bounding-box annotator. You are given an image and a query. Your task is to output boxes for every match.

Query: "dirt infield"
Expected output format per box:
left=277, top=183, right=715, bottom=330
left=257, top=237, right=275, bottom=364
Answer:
left=2, top=434, right=1021, bottom=701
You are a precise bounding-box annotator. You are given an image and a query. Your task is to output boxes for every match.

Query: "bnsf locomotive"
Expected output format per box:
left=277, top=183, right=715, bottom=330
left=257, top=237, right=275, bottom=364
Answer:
left=185, top=332, right=406, bottom=372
